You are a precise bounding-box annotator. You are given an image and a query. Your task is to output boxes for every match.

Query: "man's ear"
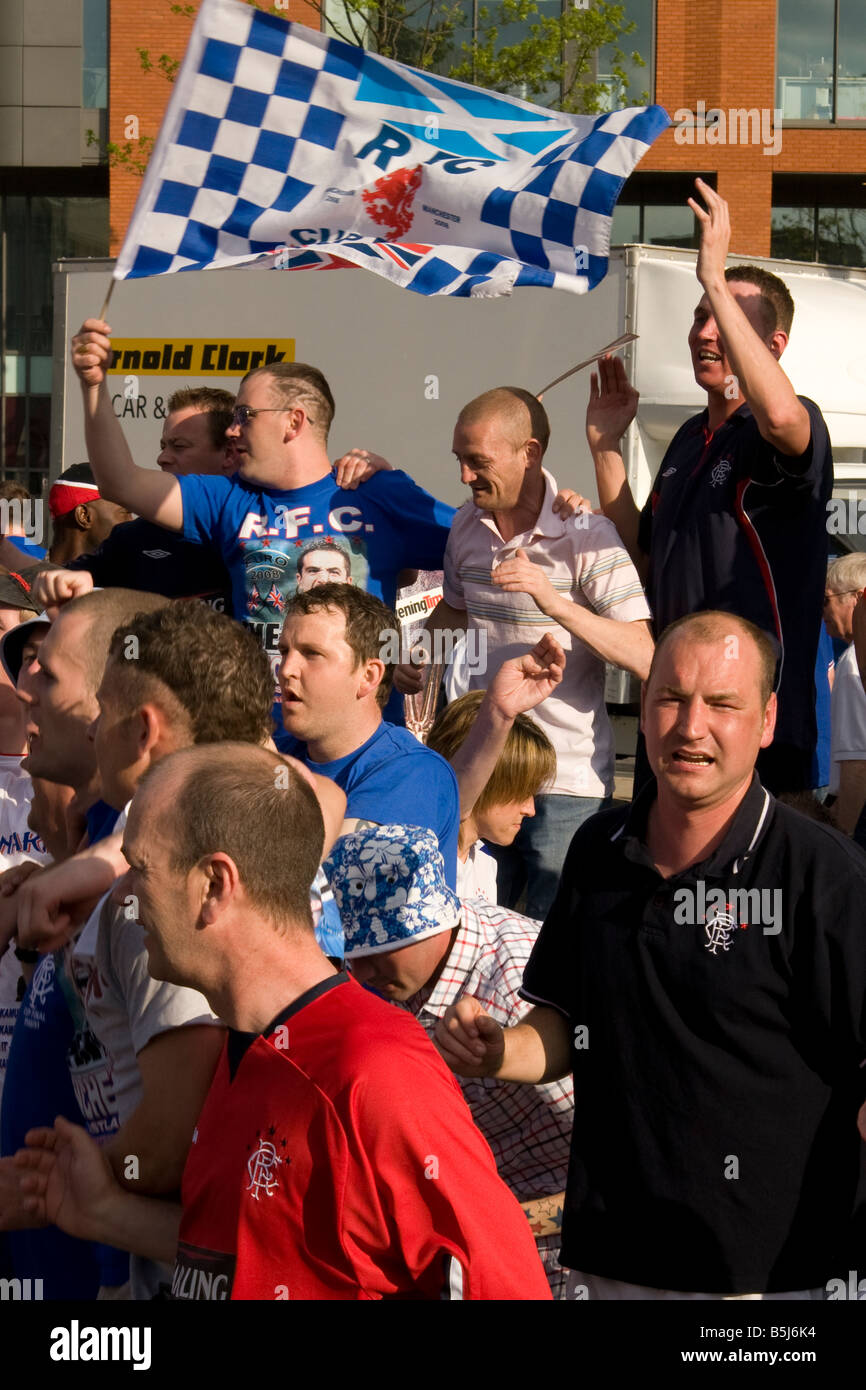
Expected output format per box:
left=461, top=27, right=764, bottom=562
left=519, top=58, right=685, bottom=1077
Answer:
left=767, top=329, right=788, bottom=361
left=357, top=657, right=385, bottom=702
left=760, top=691, right=778, bottom=748
left=135, top=703, right=165, bottom=759
left=525, top=438, right=543, bottom=469
left=199, top=852, right=241, bottom=923
left=74, top=503, right=93, bottom=531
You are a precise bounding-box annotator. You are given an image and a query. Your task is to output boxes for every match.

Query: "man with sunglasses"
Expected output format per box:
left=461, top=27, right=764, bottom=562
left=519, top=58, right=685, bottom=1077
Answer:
left=67, top=324, right=455, bottom=701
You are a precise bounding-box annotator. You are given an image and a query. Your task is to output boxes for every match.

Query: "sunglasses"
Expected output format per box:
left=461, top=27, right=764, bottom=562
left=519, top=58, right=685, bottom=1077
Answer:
left=230, top=405, right=287, bottom=426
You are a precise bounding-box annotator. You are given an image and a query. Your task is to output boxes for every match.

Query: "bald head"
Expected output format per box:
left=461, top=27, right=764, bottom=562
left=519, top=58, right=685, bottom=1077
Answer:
left=456, top=387, right=550, bottom=457
left=135, top=742, right=324, bottom=929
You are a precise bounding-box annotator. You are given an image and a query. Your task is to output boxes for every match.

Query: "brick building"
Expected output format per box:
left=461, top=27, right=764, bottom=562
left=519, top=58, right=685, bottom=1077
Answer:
left=2, top=0, right=864, bottom=480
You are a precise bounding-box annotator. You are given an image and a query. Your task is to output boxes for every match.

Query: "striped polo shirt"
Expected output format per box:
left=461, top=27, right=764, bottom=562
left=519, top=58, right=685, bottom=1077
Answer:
left=443, top=469, right=651, bottom=797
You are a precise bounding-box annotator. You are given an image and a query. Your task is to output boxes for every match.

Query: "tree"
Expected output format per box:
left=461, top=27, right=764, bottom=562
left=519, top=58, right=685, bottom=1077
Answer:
left=96, top=0, right=648, bottom=174
left=314, top=0, right=648, bottom=113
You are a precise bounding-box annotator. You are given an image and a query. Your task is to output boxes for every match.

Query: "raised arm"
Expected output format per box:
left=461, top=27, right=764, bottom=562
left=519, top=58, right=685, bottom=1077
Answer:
left=585, top=355, right=646, bottom=577
left=71, top=319, right=183, bottom=529
left=688, top=179, right=810, bottom=457
left=446, top=634, right=565, bottom=818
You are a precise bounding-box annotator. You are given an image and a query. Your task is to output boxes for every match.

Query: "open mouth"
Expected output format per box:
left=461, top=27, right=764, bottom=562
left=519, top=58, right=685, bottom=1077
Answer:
left=697, top=350, right=722, bottom=363
left=672, top=750, right=714, bottom=766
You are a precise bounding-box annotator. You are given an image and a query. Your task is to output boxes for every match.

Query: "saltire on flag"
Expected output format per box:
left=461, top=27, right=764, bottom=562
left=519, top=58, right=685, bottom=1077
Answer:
left=116, top=0, right=670, bottom=298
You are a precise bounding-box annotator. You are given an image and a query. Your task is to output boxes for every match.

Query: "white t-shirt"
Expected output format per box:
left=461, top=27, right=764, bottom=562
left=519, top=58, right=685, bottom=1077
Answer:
left=456, top=841, right=499, bottom=904
left=0, top=756, right=51, bottom=1110
left=829, top=644, right=866, bottom=795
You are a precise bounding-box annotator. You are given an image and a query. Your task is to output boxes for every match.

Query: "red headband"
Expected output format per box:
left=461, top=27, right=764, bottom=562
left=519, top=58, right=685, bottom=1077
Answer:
left=48, top=480, right=101, bottom=519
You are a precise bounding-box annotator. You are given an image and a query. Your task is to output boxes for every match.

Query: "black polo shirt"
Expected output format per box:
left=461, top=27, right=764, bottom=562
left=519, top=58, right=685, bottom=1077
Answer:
left=69, top=517, right=233, bottom=614
left=637, top=399, right=832, bottom=760
left=521, top=776, right=866, bottom=1293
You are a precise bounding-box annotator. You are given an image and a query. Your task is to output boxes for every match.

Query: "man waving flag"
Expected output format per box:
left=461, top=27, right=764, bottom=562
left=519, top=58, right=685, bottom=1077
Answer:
left=115, top=0, right=669, bottom=298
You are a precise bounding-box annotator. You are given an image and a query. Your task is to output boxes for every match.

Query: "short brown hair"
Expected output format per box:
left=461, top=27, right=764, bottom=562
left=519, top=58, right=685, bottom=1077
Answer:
left=647, top=611, right=778, bottom=706
left=428, top=691, right=556, bottom=810
left=106, top=601, right=274, bottom=745
left=141, top=744, right=324, bottom=932
left=0, top=481, right=31, bottom=503
left=457, top=387, right=550, bottom=457
left=167, top=387, right=235, bottom=450
left=283, top=582, right=396, bottom=708
left=725, top=265, right=794, bottom=336
left=59, top=588, right=170, bottom=693
left=242, top=363, right=335, bottom=442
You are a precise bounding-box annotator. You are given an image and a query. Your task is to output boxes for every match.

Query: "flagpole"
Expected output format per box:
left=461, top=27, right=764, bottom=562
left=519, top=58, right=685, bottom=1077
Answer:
left=98, top=278, right=116, bottom=323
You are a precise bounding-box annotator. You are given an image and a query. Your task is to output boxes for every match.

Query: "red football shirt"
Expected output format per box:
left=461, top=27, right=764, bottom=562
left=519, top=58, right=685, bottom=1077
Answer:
left=173, top=973, right=551, bottom=1301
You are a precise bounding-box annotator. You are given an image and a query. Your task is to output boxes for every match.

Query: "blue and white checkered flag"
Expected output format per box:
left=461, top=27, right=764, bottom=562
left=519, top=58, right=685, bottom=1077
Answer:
left=116, top=0, right=669, bottom=298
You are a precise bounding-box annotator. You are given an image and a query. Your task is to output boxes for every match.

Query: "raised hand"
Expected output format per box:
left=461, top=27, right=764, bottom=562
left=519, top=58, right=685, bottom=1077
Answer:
left=688, top=176, right=731, bottom=290
left=71, top=318, right=113, bottom=390
left=488, top=634, right=565, bottom=718
left=586, top=354, right=639, bottom=452
left=30, top=568, right=94, bottom=620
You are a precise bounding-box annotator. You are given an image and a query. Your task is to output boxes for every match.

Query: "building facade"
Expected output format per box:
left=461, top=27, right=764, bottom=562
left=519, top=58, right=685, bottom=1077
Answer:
left=0, top=0, right=109, bottom=485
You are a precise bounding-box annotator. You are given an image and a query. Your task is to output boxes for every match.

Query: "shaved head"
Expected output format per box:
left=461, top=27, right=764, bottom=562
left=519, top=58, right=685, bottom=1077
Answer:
left=456, top=387, right=550, bottom=457
left=647, top=611, right=777, bottom=706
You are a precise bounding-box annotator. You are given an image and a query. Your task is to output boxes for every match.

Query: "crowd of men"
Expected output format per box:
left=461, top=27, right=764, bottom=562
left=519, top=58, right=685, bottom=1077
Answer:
left=0, top=180, right=863, bottom=1303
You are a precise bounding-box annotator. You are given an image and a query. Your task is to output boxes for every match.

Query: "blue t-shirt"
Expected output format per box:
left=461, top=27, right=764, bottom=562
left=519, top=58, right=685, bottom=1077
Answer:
left=0, top=803, right=128, bottom=1295
left=178, top=468, right=455, bottom=682
left=11, top=539, right=46, bottom=562
left=278, top=722, right=460, bottom=954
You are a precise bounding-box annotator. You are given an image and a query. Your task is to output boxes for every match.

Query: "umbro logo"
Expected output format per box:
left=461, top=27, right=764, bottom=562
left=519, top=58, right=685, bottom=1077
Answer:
left=142, top=549, right=170, bottom=559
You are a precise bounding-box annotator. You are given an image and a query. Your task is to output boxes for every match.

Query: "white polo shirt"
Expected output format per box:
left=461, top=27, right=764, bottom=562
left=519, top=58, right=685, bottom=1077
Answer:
left=443, top=470, right=651, bottom=798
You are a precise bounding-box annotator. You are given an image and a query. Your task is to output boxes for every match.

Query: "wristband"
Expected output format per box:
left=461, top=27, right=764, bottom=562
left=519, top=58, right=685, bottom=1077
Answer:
left=14, top=945, right=39, bottom=964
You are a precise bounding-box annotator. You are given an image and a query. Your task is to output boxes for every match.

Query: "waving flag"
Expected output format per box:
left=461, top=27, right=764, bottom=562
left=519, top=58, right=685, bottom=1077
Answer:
left=116, top=0, right=669, bottom=298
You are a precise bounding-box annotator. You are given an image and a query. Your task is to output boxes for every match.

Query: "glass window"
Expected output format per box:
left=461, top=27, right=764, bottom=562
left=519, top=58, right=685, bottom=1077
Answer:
left=837, top=0, right=866, bottom=121
left=0, top=192, right=108, bottom=484
left=817, top=207, right=866, bottom=264
left=83, top=0, right=108, bottom=109
left=771, top=205, right=816, bottom=259
left=643, top=204, right=697, bottom=249
left=597, top=0, right=654, bottom=108
left=611, top=203, right=641, bottom=243
left=777, top=0, right=866, bottom=122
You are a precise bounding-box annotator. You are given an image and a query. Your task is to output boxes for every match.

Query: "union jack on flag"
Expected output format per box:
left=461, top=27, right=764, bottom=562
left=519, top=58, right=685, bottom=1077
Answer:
left=115, top=0, right=669, bottom=298
left=266, top=585, right=286, bottom=613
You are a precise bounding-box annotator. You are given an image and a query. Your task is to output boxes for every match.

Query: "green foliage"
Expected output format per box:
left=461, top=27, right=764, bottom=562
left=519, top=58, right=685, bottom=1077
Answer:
left=99, top=0, right=649, bottom=175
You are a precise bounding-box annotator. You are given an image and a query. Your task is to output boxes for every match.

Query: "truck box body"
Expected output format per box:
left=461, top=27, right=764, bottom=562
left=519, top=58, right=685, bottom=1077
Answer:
left=53, top=246, right=866, bottom=706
